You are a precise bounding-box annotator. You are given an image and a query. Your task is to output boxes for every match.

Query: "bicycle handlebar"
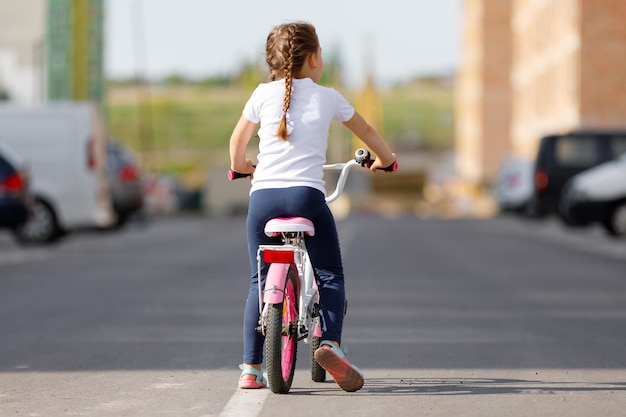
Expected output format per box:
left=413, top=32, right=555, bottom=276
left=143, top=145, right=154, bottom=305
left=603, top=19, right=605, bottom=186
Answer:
left=227, top=169, right=251, bottom=180
left=354, top=148, right=399, bottom=172
left=227, top=148, right=397, bottom=203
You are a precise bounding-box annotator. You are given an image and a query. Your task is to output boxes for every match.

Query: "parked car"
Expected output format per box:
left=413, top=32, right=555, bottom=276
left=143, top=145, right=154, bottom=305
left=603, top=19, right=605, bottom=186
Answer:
left=560, top=152, right=626, bottom=237
left=0, top=141, right=31, bottom=228
left=492, top=156, right=534, bottom=212
left=527, top=131, right=626, bottom=218
left=107, top=141, right=144, bottom=227
left=142, top=173, right=186, bottom=216
left=0, top=103, right=114, bottom=245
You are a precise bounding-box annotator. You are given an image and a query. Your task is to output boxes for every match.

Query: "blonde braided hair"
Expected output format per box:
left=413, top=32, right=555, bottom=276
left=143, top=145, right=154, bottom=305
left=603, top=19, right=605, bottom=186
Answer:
left=265, top=22, right=319, bottom=141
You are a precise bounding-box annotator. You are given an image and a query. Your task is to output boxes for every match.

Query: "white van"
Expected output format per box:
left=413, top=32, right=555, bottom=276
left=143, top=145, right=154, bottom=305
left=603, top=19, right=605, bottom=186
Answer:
left=0, top=102, right=114, bottom=244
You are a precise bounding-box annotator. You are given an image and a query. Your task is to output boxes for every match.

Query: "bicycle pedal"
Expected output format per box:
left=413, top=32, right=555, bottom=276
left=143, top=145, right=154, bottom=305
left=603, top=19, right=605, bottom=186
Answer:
left=281, top=323, right=299, bottom=337
left=297, top=328, right=308, bottom=341
left=312, top=303, right=320, bottom=317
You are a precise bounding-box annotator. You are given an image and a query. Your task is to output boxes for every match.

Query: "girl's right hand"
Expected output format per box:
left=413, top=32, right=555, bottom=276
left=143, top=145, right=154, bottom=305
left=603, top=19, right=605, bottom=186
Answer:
left=369, top=153, right=397, bottom=173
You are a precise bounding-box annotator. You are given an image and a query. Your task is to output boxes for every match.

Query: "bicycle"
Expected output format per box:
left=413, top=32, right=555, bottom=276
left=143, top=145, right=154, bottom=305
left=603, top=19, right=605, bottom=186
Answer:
left=228, top=148, right=397, bottom=394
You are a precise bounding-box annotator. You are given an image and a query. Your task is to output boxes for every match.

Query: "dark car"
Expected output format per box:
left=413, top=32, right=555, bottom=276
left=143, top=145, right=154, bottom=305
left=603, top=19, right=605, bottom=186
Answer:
left=107, top=141, right=144, bottom=227
left=0, top=142, right=31, bottom=228
left=527, top=131, right=626, bottom=218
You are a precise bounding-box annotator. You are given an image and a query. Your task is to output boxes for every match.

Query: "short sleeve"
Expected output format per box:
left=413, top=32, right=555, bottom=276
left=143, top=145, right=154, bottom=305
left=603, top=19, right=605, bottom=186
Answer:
left=332, top=88, right=355, bottom=122
left=242, top=85, right=261, bottom=124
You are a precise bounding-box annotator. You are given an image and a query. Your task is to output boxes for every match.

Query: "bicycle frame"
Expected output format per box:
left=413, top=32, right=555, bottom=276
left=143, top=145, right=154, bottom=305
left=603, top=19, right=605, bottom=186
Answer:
left=257, top=160, right=360, bottom=344
left=229, top=148, right=395, bottom=392
left=256, top=158, right=361, bottom=343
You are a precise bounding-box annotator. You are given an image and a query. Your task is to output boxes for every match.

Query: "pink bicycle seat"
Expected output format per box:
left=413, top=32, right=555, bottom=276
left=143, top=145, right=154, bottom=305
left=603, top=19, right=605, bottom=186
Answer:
left=264, top=217, right=315, bottom=237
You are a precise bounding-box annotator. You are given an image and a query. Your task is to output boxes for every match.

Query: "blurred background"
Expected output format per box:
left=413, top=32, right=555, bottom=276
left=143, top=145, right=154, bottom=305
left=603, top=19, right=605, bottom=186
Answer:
left=1, top=0, right=626, bottom=244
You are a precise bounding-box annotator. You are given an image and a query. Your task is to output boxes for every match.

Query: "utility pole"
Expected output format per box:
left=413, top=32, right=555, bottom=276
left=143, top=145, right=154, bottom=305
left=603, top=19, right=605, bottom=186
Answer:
left=354, top=32, right=384, bottom=154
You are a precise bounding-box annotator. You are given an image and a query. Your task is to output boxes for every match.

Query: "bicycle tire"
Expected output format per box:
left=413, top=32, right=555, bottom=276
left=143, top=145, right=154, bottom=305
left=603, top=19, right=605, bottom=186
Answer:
left=310, top=334, right=326, bottom=382
left=265, top=265, right=298, bottom=394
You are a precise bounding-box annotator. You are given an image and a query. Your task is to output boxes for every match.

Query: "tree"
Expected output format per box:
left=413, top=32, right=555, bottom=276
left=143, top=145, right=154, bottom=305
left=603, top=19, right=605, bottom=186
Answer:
left=319, top=46, right=344, bottom=87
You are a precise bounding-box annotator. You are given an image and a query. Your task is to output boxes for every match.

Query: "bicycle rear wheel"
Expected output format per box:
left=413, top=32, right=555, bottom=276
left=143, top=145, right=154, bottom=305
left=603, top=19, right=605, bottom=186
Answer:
left=310, top=333, right=326, bottom=382
left=265, top=265, right=299, bottom=394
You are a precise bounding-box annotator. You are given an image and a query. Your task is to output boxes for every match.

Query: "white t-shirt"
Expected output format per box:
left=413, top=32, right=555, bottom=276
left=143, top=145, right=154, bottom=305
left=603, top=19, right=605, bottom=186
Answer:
left=242, top=78, right=355, bottom=195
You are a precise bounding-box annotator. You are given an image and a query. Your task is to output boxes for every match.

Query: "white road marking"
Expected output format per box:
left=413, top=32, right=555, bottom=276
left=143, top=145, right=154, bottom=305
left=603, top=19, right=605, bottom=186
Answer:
left=219, top=388, right=269, bottom=417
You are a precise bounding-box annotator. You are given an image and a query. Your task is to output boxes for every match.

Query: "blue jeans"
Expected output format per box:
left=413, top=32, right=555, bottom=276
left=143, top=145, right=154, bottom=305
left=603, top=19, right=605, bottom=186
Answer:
left=243, top=186, right=345, bottom=365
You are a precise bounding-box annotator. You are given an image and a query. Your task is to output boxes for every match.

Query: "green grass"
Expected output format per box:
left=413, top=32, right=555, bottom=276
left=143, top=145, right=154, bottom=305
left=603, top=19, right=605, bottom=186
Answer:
left=106, top=86, right=249, bottom=151
left=381, top=79, right=454, bottom=150
left=105, top=78, right=454, bottom=186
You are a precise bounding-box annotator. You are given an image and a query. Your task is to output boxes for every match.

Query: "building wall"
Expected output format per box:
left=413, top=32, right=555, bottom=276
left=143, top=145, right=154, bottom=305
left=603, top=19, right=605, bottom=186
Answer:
left=455, top=0, right=511, bottom=184
left=510, top=0, right=581, bottom=159
left=481, top=0, right=513, bottom=180
left=47, top=0, right=104, bottom=102
left=579, top=0, right=626, bottom=129
left=455, top=0, right=484, bottom=183
left=0, top=0, right=46, bottom=102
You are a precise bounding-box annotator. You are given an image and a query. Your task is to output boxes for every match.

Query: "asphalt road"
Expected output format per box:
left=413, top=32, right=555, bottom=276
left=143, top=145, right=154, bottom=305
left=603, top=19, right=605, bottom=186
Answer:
left=1, top=214, right=625, bottom=417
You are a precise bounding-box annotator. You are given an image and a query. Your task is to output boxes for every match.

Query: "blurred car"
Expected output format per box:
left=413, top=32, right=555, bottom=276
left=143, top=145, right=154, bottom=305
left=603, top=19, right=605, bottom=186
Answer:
left=492, top=156, right=533, bottom=213
left=1, top=103, right=114, bottom=245
left=107, top=141, right=144, bottom=227
left=0, top=141, right=31, bottom=228
left=527, top=131, right=626, bottom=218
left=560, top=152, right=626, bottom=238
left=142, top=173, right=185, bottom=216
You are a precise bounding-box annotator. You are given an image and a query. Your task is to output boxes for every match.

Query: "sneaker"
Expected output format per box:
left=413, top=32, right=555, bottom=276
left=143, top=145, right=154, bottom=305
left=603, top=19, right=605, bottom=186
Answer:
left=314, top=341, right=364, bottom=392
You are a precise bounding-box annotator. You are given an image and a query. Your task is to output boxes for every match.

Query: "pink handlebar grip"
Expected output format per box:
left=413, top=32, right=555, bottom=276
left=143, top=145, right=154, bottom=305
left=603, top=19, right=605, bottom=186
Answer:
left=227, top=170, right=251, bottom=180
left=366, top=159, right=398, bottom=172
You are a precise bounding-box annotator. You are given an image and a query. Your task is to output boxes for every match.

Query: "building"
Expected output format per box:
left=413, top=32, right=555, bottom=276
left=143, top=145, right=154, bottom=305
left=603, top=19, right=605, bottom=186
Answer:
left=0, top=0, right=104, bottom=104
left=455, top=0, right=512, bottom=185
left=456, top=0, right=626, bottom=186
left=47, top=0, right=104, bottom=103
left=0, top=0, right=46, bottom=103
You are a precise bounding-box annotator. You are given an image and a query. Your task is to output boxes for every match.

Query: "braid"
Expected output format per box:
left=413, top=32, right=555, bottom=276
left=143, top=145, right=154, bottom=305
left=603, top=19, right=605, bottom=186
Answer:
left=277, top=26, right=295, bottom=141
left=265, top=22, right=319, bottom=141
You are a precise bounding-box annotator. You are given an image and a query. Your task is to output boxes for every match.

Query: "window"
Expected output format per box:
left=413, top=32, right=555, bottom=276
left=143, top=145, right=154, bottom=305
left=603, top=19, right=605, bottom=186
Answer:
left=555, top=136, right=599, bottom=167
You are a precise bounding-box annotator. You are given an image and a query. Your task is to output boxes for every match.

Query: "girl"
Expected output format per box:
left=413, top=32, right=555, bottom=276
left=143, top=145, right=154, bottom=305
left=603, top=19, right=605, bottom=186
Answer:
left=229, top=21, right=397, bottom=392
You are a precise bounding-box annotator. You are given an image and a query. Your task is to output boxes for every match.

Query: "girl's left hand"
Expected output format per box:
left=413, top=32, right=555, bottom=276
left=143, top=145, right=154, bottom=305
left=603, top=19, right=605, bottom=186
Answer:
left=231, top=159, right=256, bottom=178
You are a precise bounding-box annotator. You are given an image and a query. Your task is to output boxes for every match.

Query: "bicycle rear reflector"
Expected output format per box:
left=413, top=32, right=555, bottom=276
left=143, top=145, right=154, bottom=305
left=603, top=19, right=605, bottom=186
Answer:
left=263, top=250, right=295, bottom=264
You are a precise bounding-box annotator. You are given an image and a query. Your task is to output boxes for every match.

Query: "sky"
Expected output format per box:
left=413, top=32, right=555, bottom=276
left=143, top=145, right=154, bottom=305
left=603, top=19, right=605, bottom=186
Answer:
left=104, top=0, right=462, bottom=89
